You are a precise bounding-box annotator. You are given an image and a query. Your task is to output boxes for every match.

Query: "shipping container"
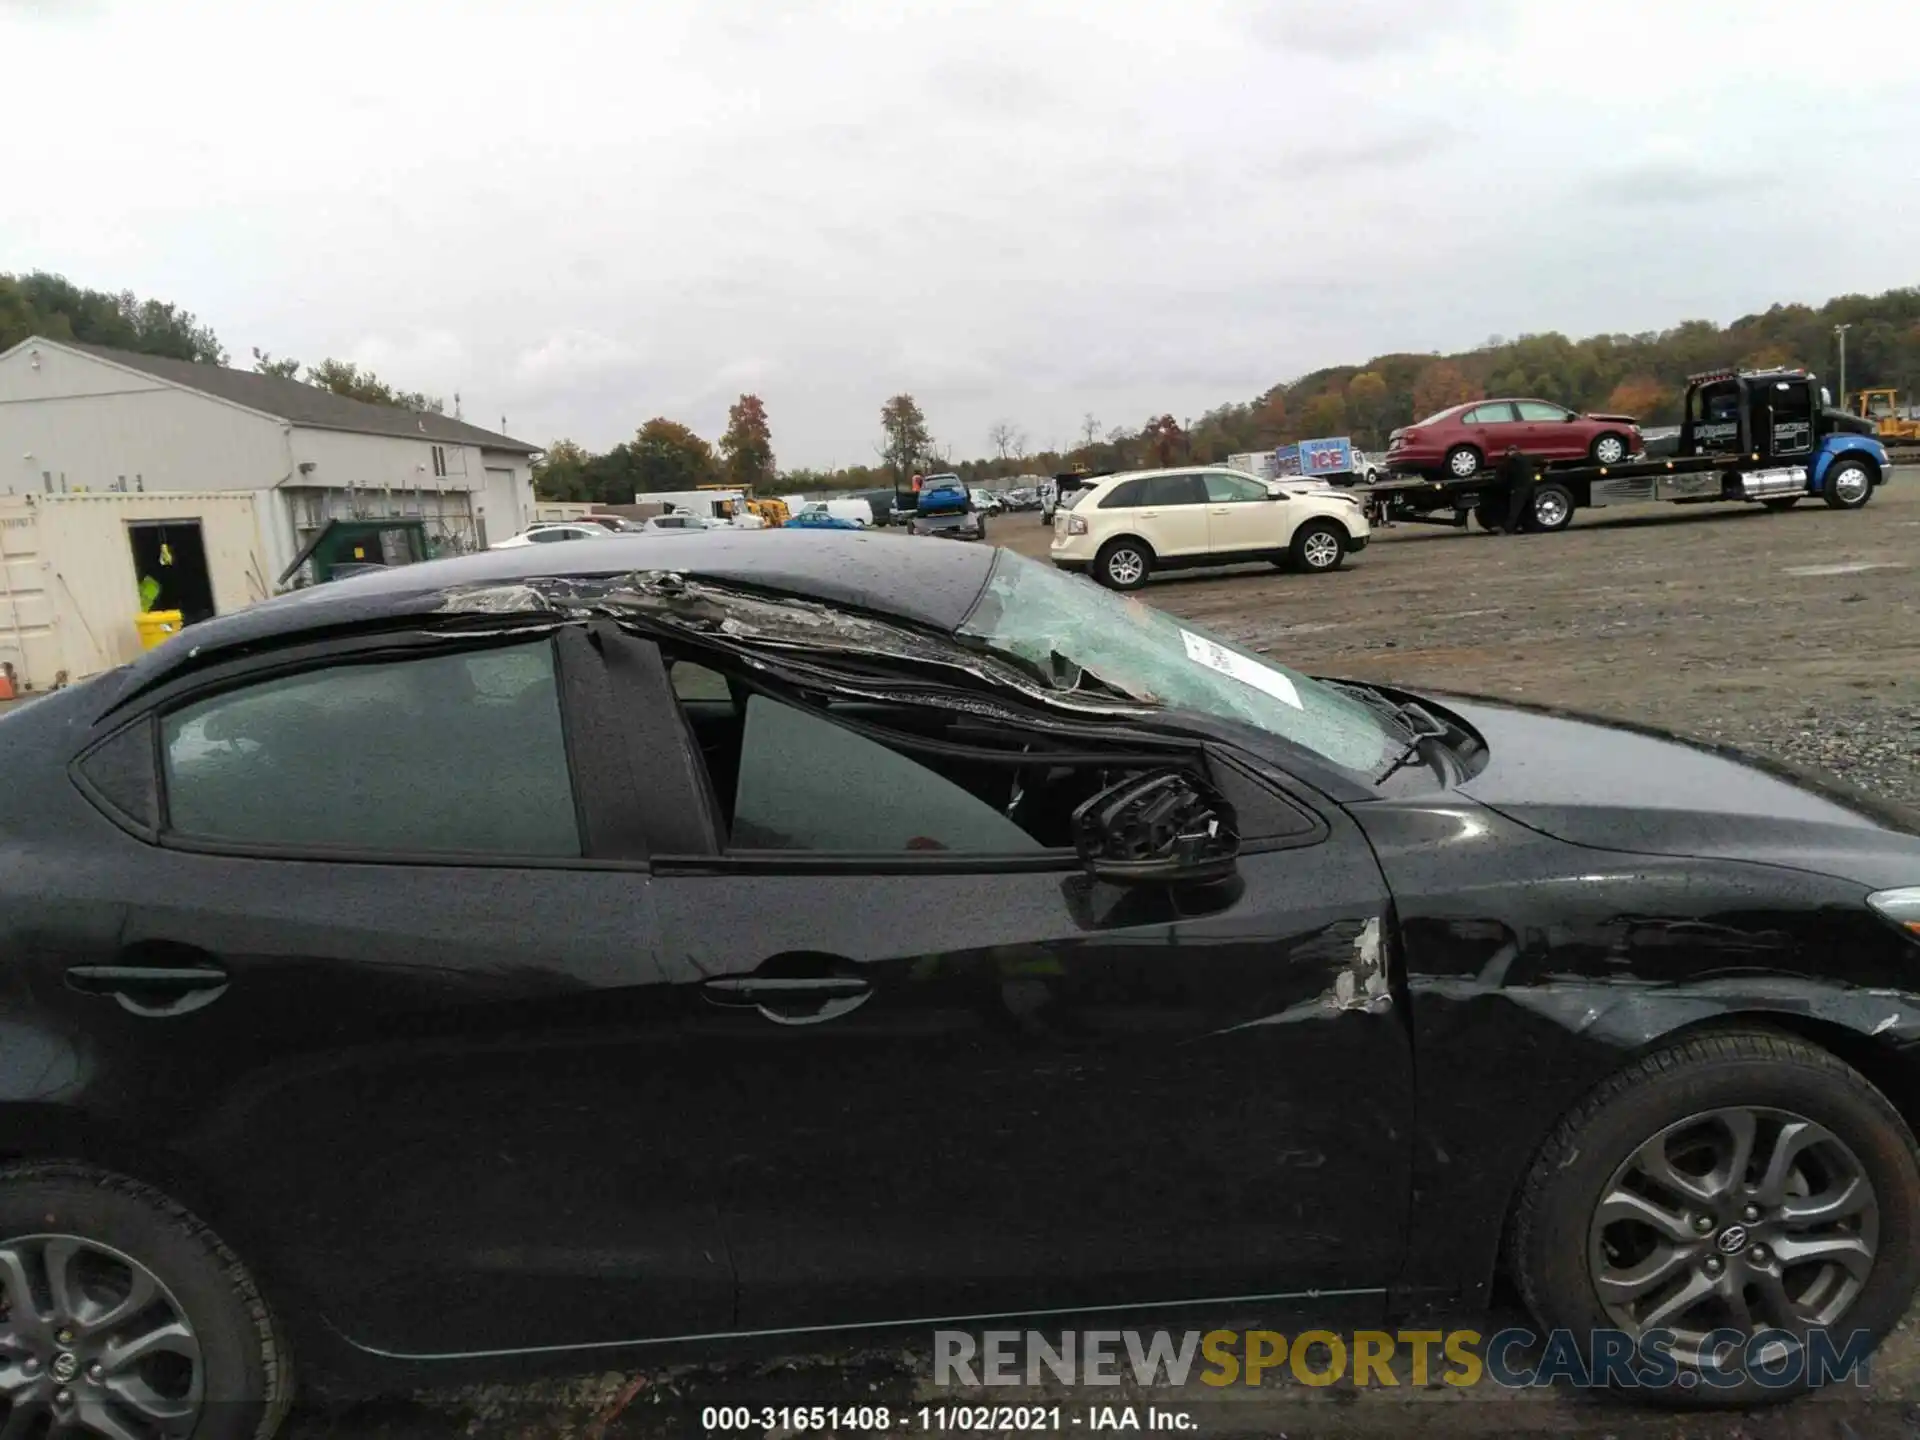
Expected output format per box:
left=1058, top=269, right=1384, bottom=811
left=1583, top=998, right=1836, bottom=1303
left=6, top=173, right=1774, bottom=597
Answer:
left=0, top=491, right=267, bottom=691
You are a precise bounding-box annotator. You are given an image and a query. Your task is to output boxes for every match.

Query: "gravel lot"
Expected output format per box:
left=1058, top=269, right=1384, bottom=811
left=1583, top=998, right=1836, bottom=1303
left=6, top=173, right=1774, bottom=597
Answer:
left=282, top=475, right=1917, bottom=1437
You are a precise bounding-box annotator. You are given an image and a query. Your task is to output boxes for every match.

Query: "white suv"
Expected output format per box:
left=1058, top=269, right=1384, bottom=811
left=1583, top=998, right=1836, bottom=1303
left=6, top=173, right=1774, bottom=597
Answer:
left=1049, top=467, right=1369, bottom=590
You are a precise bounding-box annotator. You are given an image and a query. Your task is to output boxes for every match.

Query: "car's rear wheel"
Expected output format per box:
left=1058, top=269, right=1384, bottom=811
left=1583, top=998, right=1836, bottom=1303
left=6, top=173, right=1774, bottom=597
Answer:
left=1290, top=520, right=1347, bottom=573
left=1591, top=432, right=1630, bottom=465
left=1094, top=538, right=1153, bottom=591
left=1445, top=446, right=1483, bottom=480
left=1509, top=1030, right=1920, bottom=1404
left=1823, top=461, right=1874, bottom=511
left=0, top=1163, right=293, bottom=1438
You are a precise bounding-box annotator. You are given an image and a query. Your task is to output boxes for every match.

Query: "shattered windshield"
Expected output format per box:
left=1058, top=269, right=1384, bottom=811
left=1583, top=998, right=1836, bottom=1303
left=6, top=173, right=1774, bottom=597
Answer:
left=955, top=551, right=1398, bottom=774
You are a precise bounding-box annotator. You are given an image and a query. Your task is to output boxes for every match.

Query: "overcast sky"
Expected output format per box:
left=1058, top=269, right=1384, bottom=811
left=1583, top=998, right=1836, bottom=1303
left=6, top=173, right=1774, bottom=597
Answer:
left=4, top=0, right=1915, bottom=467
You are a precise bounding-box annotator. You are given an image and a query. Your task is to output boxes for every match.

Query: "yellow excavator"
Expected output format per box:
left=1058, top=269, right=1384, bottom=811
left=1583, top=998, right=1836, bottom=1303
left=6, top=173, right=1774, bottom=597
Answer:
left=1848, top=389, right=1920, bottom=444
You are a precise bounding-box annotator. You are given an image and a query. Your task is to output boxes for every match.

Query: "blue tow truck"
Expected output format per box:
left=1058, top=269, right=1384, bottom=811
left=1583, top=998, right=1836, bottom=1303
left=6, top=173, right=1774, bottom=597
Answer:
left=1364, top=367, right=1893, bottom=533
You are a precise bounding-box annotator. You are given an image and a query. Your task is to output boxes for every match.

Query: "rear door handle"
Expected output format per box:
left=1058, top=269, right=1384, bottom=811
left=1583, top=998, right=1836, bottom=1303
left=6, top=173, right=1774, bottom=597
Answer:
left=702, top=974, right=871, bottom=1026
left=65, top=963, right=230, bottom=1018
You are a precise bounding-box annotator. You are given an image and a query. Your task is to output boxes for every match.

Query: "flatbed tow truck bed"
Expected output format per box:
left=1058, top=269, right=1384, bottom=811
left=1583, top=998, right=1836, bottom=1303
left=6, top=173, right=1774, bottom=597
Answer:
left=1355, top=450, right=1773, bottom=529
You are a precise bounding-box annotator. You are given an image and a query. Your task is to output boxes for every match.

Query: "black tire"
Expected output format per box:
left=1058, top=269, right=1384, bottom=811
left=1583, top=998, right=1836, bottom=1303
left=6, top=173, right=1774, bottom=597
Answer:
left=1822, top=461, right=1875, bottom=511
left=1509, top=1030, right=1920, bottom=1406
left=1473, top=502, right=1503, bottom=532
left=1444, top=445, right=1483, bottom=481
left=1289, top=520, right=1348, bottom=573
left=0, top=1162, right=293, bottom=1438
left=975, top=516, right=988, bottom=542
left=1094, top=538, right=1153, bottom=591
left=1527, top=481, right=1576, bottom=532
left=1762, top=497, right=1800, bottom=513
left=1591, top=431, right=1631, bottom=466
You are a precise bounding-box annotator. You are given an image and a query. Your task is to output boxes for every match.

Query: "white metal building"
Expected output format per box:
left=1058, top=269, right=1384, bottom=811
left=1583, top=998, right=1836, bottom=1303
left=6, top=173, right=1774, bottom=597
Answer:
left=0, top=337, right=541, bottom=582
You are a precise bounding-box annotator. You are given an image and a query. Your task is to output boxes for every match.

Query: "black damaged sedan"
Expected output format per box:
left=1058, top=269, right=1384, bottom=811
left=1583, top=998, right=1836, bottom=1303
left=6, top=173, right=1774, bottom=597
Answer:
left=4, top=530, right=1920, bottom=1434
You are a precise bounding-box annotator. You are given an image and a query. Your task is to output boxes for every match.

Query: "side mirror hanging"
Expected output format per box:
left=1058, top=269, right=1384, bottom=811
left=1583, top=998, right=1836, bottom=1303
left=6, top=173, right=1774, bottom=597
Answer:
left=1072, top=768, right=1239, bottom=886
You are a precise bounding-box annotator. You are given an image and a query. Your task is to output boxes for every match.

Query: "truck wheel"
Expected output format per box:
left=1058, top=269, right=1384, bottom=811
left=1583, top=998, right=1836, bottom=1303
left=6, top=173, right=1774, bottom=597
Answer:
left=1094, top=539, right=1153, bottom=591
left=1445, top=446, right=1483, bottom=480
left=1509, top=1030, right=1920, bottom=1404
left=1590, top=432, right=1630, bottom=465
left=1473, top=502, right=1503, bottom=532
left=1823, top=461, right=1874, bottom=511
left=1762, top=497, right=1800, bottom=512
left=1290, top=520, right=1348, bottom=573
left=1528, top=482, right=1576, bottom=533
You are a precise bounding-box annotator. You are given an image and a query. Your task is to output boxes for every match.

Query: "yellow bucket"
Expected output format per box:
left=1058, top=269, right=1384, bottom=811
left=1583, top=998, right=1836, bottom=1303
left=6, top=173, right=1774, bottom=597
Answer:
left=136, top=610, right=183, bottom=650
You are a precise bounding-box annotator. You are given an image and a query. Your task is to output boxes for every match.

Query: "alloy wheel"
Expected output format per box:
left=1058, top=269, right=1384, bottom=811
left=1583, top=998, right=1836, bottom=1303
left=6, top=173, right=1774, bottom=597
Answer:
left=1448, top=450, right=1479, bottom=478
left=1106, top=549, right=1145, bottom=586
left=1300, top=531, right=1341, bottom=570
left=1595, top=436, right=1626, bottom=464
left=1532, top=490, right=1571, bottom=529
left=1588, top=1107, right=1878, bottom=1372
left=1832, top=466, right=1870, bottom=504
left=0, top=1234, right=203, bottom=1437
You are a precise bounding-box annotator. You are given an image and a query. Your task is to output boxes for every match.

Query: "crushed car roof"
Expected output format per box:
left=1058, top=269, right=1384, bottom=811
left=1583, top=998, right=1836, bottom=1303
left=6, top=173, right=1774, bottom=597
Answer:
left=120, top=530, right=1000, bottom=692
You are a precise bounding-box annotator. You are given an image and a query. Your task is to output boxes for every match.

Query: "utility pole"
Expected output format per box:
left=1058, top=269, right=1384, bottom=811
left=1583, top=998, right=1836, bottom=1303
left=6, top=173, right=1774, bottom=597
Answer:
left=1834, top=323, right=1852, bottom=408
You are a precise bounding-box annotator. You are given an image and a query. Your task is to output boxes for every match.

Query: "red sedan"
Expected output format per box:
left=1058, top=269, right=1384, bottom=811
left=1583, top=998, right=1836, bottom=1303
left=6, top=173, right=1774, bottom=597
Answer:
left=1385, top=398, right=1644, bottom=480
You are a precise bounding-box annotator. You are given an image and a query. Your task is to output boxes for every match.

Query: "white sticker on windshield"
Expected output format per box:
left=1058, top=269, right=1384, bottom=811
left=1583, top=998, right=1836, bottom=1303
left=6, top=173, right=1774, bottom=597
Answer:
left=1180, top=629, right=1303, bottom=709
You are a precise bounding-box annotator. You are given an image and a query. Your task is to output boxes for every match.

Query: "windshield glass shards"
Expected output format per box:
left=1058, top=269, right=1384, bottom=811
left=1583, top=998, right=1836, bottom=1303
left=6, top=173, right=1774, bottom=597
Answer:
left=955, top=551, right=1398, bottom=774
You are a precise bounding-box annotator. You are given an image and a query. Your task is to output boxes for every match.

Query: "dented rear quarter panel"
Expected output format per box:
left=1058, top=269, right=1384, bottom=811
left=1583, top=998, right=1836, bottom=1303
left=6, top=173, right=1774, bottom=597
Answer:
left=1352, top=797, right=1920, bottom=1315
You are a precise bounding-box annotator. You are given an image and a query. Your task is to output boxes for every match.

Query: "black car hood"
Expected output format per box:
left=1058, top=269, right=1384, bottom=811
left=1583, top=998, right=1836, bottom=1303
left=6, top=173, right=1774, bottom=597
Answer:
left=1434, top=692, right=1920, bottom=891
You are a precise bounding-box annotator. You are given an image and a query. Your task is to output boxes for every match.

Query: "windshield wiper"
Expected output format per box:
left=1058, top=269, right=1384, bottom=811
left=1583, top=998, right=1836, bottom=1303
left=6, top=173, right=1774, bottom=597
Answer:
left=1323, top=680, right=1453, bottom=784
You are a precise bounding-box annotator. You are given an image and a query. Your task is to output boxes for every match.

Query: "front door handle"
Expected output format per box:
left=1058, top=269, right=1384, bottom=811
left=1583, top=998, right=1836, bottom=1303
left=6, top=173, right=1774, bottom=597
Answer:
left=65, top=963, right=230, bottom=1018
left=702, top=974, right=872, bottom=1026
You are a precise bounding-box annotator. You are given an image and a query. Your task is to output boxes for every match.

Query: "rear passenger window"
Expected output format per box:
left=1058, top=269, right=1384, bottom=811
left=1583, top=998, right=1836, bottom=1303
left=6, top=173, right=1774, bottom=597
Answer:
left=1145, top=474, right=1207, bottom=506
left=1099, top=479, right=1147, bottom=509
left=160, top=641, right=579, bottom=857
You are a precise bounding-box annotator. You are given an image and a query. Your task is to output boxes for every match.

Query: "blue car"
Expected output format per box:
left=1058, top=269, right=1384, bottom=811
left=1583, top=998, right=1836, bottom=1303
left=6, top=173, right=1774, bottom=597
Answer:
left=786, top=508, right=864, bottom=531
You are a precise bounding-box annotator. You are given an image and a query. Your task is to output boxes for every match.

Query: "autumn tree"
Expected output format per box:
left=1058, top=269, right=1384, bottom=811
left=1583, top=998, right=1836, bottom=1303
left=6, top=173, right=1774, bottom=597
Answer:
left=1251, top=387, right=1289, bottom=447
left=1297, top=392, right=1348, bottom=439
left=532, top=439, right=593, bottom=501
left=1605, top=375, right=1667, bottom=419
left=879, top=394, right=933, bottom=481
left=1345, top=371, right=1388, bottom=446
left=720, top=394, right=776, bottom=490
left=304, top=358, right=445, bottom=414
left=632, top=418, right=718, bottom=493
left=1411, top=361, right=1480, bottom=420
left=1143, top=414, right=1185, bottom=467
